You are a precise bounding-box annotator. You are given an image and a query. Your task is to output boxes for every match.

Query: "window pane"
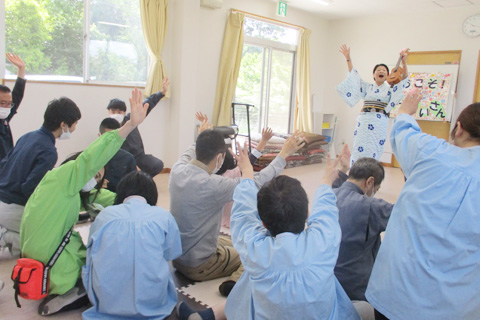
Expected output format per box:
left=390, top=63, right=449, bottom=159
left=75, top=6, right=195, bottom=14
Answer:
left=5, top=0, right=83, bottom=80
left=88, top=0, right=147, bottom=83
left=234, top=44, right=264, bottom=135
left=266, top=50, right=293, bottom=133
left=243, top=17, right=298, bottom=46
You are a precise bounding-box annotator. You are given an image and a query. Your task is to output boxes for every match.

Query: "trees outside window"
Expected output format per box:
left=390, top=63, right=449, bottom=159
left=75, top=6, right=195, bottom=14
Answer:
left=5, top=0, right=147, bottom=84
left=234, top=17, right=298, bottom=134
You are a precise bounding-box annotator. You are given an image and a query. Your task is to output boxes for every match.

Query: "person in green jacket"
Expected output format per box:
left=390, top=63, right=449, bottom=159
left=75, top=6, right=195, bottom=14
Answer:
left=20, top=88, right=150, bottom=316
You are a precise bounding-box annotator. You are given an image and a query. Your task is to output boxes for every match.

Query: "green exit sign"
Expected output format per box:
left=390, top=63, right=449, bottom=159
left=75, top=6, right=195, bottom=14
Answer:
left=277, top=1, right=287, bottom=17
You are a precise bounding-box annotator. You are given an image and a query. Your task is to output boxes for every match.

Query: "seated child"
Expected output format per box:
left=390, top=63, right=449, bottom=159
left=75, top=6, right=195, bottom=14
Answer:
left=82, top=171, right=181, bottom=319
left=177, top=144, right=360, bottom=320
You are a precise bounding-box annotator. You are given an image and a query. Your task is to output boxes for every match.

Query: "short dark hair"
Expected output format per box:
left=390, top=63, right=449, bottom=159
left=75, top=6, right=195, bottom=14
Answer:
left=195, top=129, right=227, bottom=164
left=451, top=102, right=480, bottom=142
left=99, top=117, right=121, bottom=134
left=107, top=99, right=127, bottom=112
left=373, top=64, right=389, bottom=75
left=42, top=97, right=81, bottom=131
left=216, top=150, right=237, bottom=175
left=257, top=176, right=308, bottom=237
left=115, top=171, right=158, bottom=206
left=0, top=84, right=11, bottom=94
left=349, top=157, right=385, bottom=186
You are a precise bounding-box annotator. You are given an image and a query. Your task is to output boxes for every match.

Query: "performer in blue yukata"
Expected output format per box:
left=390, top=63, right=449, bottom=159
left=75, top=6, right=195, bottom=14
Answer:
left=336, top=45, right=408, bottom=165
left=366, top=91, right=480, bottom=320
left=82, top=171, right=181, bottom=319
left=177, top=143, right=360, bottom=320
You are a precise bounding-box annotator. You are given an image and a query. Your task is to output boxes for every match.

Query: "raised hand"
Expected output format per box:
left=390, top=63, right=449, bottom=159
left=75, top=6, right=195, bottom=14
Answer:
left=256, top=127, right=274, bottom=152
left=161, top=77, right=170, bottom=95
left=230, top=141, right=254, bottom=179
left=198, top=119, right=213, bottom=134
left=321, top=153, right=341, bottom=186
left=279, top=131, right=305, bottom=159
left=398, top=88, right=422, bottom=116
left=195, top=112, right=209, bottom=123
left=339, top=144, right=351, bottom=174
left=339, top=44, right=351, bottom=60
left=6, top=53, right=25, bottom=78
left=128, top=88, right=149, bottom=127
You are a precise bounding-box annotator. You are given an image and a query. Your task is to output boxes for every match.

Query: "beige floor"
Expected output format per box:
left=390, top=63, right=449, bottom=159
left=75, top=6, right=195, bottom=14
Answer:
left=0, top=164, right=405, bottom=319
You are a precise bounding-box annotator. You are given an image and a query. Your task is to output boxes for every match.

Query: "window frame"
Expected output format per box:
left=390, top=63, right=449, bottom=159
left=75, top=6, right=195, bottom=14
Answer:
left=1, top=0, right=148, bottom=87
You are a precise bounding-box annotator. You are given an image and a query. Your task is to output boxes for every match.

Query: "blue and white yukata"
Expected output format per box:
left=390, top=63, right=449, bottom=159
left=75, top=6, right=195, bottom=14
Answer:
left=225, top=179, right=360, bottom=320
left=365, top=114, right=480, bottom=319
left=82, top=197, right=182, bottom=319
left=336, top=68, right=407, bottom=165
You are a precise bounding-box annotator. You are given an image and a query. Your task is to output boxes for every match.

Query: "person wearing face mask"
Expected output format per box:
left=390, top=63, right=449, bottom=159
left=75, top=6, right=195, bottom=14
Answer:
left=330, top=150, right=393, bottom=320
left=0, top=97, right=81, bottom=256
left=0, top=53, right=27, bottom=160
left=169, top=116, right=305, bottom=297
left=19, top=88, right=149, bottom=316
left=336, top=44, right=409, bottom=166
left=106, top=77, right=169, bottom=178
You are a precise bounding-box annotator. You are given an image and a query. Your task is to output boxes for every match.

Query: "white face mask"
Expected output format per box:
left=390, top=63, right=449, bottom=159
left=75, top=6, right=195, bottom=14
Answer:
left=212, top=154, right=224, bottom=174
left=81, top=177, right=98, bottom=192
left=58, top=127, right=71, bottom=140
left=110, top=114, right=125, bottom=124
left=0, top=108, right=11, bottom=120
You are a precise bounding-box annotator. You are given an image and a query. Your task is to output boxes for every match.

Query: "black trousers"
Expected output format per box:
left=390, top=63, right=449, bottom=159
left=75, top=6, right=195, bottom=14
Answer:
left=374, top=309, right=389, bottom=320
left=136, top=154, right=164, bottom=177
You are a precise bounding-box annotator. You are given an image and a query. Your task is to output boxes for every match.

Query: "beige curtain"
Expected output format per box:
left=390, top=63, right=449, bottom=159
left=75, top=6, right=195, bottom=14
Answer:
left=212, top=11, right=245, bottom=126
left=294, top=28, right=313, bottom=132
left=139, top=0, right=168, bottom=97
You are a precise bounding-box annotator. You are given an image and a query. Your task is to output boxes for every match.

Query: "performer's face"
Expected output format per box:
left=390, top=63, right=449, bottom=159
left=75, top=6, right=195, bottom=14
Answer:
left=373, top=66, right=388, bottom=83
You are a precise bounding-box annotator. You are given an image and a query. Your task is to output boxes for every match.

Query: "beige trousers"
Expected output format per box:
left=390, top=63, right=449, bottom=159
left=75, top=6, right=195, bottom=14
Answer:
left=174, top=236, right=244, bottom=282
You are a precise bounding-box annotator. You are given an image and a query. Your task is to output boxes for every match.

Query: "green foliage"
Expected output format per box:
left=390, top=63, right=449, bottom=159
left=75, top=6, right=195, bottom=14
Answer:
left=5, top=0, right=53, bottom=73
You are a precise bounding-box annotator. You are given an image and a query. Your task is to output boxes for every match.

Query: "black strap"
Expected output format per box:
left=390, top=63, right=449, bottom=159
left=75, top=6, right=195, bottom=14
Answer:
left=42, top=228, right=73, bottom=295
left=12, top=267, right=23, bottom=308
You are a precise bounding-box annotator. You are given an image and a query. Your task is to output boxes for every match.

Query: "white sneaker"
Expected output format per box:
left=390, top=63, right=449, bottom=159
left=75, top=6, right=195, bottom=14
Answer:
left=37, top=283, right=87, bottom=316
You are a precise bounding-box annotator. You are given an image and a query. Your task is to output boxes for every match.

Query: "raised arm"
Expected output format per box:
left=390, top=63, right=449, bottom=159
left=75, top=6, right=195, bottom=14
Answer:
left=143, top=77, right=169, bottom=115
left=6, top=53, right=25, bottom=79
left=340, top=44, right=353, bottom=73
left=118, top=88, right=149, bottom=139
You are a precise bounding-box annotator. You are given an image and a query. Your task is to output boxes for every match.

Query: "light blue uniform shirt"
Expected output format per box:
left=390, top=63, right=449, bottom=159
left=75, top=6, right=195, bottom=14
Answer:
left=366, top=114, right=480, bottom=319
left=225, top=179, right=360, bottom=320
left=82, top=197, right=182, bottom=319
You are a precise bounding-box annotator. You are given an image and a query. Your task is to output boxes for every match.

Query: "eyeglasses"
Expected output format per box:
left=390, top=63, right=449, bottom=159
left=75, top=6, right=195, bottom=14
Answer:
left=0, top=101, right=14, bottom=108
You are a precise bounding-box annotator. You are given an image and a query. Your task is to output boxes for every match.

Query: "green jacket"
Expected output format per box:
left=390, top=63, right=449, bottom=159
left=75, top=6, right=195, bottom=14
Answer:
left=20, top=130, right=125, bottom=295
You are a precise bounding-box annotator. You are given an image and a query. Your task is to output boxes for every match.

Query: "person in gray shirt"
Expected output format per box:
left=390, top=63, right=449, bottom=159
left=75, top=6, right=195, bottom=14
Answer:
left=333, top=156, right=393, bottom=302
left=169, top=119, right=304, bottom=297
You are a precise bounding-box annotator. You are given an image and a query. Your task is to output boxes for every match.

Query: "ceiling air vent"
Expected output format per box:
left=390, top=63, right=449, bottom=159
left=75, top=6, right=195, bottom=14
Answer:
left=200, top=0, right=223, bottom=9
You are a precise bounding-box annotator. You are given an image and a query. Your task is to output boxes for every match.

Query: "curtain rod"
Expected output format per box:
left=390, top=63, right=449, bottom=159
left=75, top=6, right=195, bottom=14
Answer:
left=231, top=8, right=304, bottom=30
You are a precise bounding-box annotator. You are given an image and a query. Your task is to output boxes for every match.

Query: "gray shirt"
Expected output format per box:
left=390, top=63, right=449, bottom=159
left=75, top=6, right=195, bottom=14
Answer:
left=169, top=144, right=286, bottom=267
left=333, top=176, right=393, bottom=301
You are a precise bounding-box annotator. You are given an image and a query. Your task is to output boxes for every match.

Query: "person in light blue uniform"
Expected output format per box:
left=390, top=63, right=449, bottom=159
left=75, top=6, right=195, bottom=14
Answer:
left=82, top=171, right=181, bottom=319
left=365, top=91, right=480, bottom=320
left=336, top=45, right=408, bottom=165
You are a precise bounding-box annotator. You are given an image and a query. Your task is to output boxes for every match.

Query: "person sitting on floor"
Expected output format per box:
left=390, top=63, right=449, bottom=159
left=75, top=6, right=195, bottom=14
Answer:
left=0, top=97, right=81, bottom=256
left=20, top=88, right=149, bottom=316
left=0, top=53, right=26, bottom=160
left=169, top=116, right=304, bottom=297
left=107, top=77, right=169, bottom=178
left=82, top=171, right=181, bottom=319
left=98, top=117, right=137, bottom=192
left=177, top=144, right=360, bottom=320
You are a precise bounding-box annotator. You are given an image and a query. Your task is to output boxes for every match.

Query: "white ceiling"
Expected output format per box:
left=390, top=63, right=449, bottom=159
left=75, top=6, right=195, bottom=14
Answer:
left=275, top=0, right=480, bottom=20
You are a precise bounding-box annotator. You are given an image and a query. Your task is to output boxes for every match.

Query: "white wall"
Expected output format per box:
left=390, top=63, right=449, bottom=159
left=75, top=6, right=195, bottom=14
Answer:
left=324, top=7, right=480, bottom=155
left=5, top=3, right=478, bottom=168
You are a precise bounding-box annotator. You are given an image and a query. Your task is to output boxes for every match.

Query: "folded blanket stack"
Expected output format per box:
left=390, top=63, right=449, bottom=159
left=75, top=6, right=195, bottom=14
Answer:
left=249, top=132, right=328, bottom=171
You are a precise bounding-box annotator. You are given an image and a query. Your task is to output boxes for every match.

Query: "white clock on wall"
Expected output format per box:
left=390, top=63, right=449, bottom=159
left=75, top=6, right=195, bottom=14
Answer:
left=463, top=14, right=480, bottom=37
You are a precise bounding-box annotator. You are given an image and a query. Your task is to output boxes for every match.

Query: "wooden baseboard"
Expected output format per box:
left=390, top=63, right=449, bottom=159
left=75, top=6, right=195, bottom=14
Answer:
left=160, top=168, right=171, bottom=174
left=380, top=162, right=394, bottom=167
